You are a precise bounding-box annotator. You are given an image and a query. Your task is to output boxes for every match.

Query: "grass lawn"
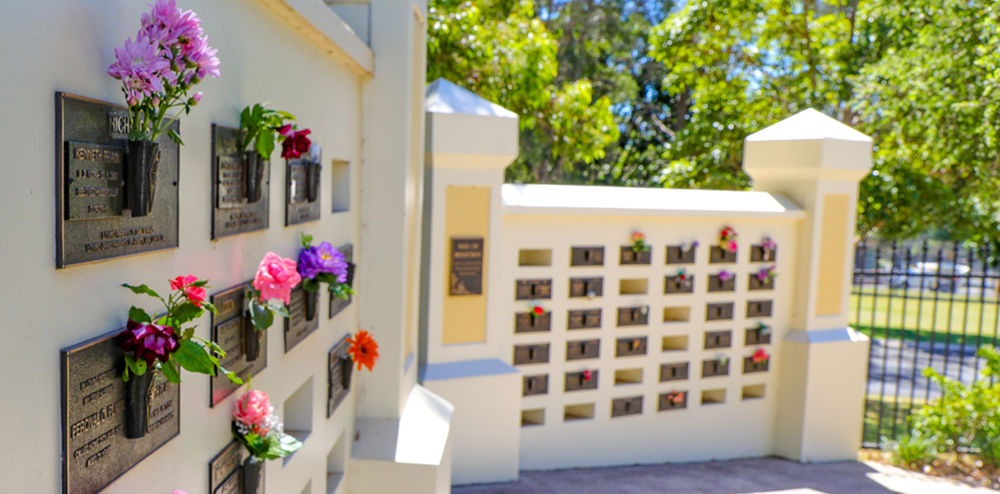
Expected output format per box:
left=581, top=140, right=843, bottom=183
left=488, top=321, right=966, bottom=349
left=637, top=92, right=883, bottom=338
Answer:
left=850, top=287, right=1000, bottom=346
left=863, top=395, right=926, bottom=445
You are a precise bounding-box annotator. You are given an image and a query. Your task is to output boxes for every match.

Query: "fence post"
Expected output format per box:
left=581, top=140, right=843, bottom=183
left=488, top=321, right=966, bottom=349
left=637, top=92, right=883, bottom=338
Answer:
left=744, top=109, right=873, bottom=462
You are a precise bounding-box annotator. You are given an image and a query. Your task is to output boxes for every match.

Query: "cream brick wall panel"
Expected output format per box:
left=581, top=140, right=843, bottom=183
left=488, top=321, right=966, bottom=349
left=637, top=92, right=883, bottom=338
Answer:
left=498, top=213, right=798, bottom=470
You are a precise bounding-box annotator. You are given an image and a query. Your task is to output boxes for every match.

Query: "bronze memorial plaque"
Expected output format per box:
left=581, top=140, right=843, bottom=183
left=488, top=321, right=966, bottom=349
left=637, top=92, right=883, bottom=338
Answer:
left=450, top=237, right=484, bottom=295
left=56, top=92, right=180, bottom=268
left=209, top=441, right=250, bottom=494
left=284, top=287, right=321, bottom=352
left=61, top=330, right=180, bottom=494
left=329, top=244, right=355, bottom=319
left=211, top=283, right=268, bottom=407
left=211, top=125, right=270, bottom=238
left=328, top=335, right=354, bottom=417
left=285, top=148, right=322, bottom=226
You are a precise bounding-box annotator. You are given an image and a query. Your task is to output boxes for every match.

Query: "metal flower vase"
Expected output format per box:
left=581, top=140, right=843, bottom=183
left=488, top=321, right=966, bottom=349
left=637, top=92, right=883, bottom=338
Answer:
left=304, top=290, right=319, bottom=321
left=244, top=150, right=266, bottom=204
left=305, top=160, right=321, bottom=203
left=243, top=317, right=261, bottom=362
left=243, top=456, right=263, bottom=493
left=123, top=369, right=154, bottom=439
left=127, top=140, right=160, bottom=217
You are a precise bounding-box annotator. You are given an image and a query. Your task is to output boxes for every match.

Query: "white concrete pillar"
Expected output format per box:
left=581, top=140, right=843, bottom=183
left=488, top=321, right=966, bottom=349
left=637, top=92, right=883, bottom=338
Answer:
left=743, top=109, right=873, bottom=462
left=418, top=79, right=522, bottom=485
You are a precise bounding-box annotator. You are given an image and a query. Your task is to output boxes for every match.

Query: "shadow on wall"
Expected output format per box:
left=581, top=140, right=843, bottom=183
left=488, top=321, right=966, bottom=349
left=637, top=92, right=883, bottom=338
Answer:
left=451, top=457, right=977, bottom=494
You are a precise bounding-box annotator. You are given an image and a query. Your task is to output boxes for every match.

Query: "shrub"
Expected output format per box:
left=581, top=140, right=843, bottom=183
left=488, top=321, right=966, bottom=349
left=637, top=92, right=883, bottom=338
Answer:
left=910, top=346, right=1000, bottom=459
left=882, top=431, right=938, bottom=468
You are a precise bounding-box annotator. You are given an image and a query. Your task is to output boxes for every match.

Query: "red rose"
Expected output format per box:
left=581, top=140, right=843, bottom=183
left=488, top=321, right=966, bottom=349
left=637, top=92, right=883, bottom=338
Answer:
left=532, top=306, right=544, bottom=316
left=281, top=129, right=312, bottom=159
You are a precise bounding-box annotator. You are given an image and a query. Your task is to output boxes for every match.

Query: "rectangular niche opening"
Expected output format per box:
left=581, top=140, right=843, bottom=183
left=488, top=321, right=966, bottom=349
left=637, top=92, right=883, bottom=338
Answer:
left=521, top=408, right=545, bottom=427
left=662, top=335, right=689, bottom=352
left=519, top=249, right=553, bottom=266
left=614, top=368, right=643, bottom=386
left=300, top=480, right=312, bottom=494
left=564, top=403, right=595, bottom=421
left=619, top=278, right=649, bottom=295
left=701, top=388, right=726, bottom=405
left=742, top=384, right=766, bottom=400
left=330, top=159, right=350, bottom=213
left=283, top=376, right=314, bottom=466
left=663, top=306, right=691, bottom=323
left=326, top=431, right=347, bottom=494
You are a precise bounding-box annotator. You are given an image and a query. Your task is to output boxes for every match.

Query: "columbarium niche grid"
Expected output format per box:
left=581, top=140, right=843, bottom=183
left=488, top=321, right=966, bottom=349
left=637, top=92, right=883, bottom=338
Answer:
left=512, top=236, right=777, bottom=426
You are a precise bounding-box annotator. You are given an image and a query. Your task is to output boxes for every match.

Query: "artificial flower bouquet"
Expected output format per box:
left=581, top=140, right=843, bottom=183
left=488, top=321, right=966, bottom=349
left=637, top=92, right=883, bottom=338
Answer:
left=719, top=226, right=738, bottom=253
left=120, top=275, right=241, bottom=438
left=630, top=232, right=650, bottom=253
left=759, top=237, right=777, bottom=261
left=298, top=234, right=355, bottom=320
left=107, top=0, right=219, bottom=217
left=347, top=330, right=379, bottom=372
left=239, top=104, right=299, bottom=203
left=232, top=389, right=302, bottom=490
left=241, top=252, right=302, bottom=361
left=755, top=266, right=777, bottom=285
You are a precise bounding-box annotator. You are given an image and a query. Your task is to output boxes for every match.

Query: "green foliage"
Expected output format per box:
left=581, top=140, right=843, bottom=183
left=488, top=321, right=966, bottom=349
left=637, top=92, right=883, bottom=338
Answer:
left=240, top=103, right=297, bottom=158
left=882, top=431, right=938, bottom=468
left=910, top=346, right=1000, bottom=458
left=427, top=0, right=619, bottom=182
left=248, top=299, right=275, bottom=331
left=233, top=423, right=303, bottom=460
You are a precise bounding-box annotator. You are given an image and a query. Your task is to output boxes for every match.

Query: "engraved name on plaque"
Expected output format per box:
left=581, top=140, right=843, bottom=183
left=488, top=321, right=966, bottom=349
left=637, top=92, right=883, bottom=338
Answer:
left=450, top=237, right=484, bottom=296
left=329, top=244, right=355, bottom=319
left=61, top=330, right=180, bottom=494
left=209, top=442, right=243, bottom=494
left=211, top=125, right=270, bottom=238
left=285, top=146, right=322, bottom=226
left=211, top=283, right=268, bottom=407
left=284, top=287, right=321, bottom=352
left=56, top=92, right=180, bottom=268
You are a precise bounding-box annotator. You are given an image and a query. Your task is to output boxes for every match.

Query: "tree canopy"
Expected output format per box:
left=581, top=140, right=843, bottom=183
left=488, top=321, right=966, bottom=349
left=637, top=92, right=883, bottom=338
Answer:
left=427, top=0, right=1000, bottom=242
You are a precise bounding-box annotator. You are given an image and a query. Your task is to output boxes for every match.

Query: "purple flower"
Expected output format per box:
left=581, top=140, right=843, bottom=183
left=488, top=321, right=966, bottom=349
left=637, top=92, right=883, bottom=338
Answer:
left=121, top=320, right=179, bottom=366
left=298, top=242, right=349, bottom=282
left=757, top=266, right=776, bottom=282
left=108, top=36, right=170, bottom=105
left=761, top=237, right=776, bottom=251
left=718, top=270, right=733, bottom=281
left=182, top=35, right=220, bottom=80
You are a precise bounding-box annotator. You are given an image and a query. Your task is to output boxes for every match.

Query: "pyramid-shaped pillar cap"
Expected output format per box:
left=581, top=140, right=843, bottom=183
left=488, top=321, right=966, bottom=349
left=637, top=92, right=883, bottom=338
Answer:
left=425, top=79, right=519, bottom=169
left=743, top=109, right=872, bottom=182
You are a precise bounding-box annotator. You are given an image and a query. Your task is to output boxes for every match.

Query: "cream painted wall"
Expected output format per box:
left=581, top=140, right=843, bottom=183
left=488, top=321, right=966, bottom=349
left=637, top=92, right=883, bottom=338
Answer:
left=0, top=1, right=367, bottom=493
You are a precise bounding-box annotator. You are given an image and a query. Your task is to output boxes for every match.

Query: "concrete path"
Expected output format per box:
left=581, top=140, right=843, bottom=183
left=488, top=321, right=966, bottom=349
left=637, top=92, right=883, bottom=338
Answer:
left=452, top=458, right=995, bottom=494
left=867, top=337, right=987, bottom=401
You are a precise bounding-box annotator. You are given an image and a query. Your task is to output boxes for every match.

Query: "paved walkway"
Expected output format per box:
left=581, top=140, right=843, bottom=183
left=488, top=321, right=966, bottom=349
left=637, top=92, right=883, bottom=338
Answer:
left=453, top=458, right=995, bottom=494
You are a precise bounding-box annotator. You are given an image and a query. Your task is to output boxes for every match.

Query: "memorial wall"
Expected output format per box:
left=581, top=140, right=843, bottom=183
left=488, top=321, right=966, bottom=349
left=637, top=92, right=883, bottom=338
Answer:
left=0, top=1, right=446, bottom=493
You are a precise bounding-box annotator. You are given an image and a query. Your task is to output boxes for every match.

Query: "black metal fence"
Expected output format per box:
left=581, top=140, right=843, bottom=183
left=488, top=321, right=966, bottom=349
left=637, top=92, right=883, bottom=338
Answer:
left=852, top=240, right=1000, bottom=448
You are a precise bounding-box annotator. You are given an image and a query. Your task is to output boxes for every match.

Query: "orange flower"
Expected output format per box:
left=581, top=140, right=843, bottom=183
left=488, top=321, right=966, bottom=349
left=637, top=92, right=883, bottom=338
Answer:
left=347, top=330, right=379, bottom=371
left=632, top=232, right=645, bottom=242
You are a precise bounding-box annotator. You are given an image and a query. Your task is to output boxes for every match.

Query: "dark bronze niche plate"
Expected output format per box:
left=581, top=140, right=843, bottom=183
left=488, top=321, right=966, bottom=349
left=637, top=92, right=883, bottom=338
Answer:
left=751, top=244, right=778, bottom=262
left=209, top=441, right=262, bottom=494
left=451, top=238, right=484, bottom=296
left=515, top=278, right=551, bottom=300
left=702, top=359, right=730, bottom=378
left=56, top=92, right=179, bottom=268
left=514, top=312, right=552, bottom=333
left=617, top=306, right=649, bottom=326
left=659, top=392, right=688, bottom=411
left=666, top=245, right=696, bottom=264
left=522, top=374, right=548, bottom=396
left=660, top=362, right=689, bottom=382
left=708, top=274, right=736, bottom=292
left=704, top=330, right=733, bottom=349
left=285, top=152, right=321, bottom=225
left=570, top=246, right=604, bottom=266
left=513, top=344, right=549, bottom=365
left=569, top=277, right=603, bottom=298
left=567, top=309, right=601, bottom=329
left=745, top=327, right=772, bottom=346
left=611, top=396, right=643, bottom=417
left=328, top=335, right=353, bottom=417
left=211, top=283, right=268, bottom=407
left=329, top=244, right=354, bottom=318
left=61, top=329, right=180, bottom=494
left=565, top=370, right=599, bottom=392
left=211, top=125, right=270, bottom=238
left=616, top=337, right=648, bottom=357
left=566, top=339, right=600, bottom=360
left=747, top=300, right=774, bottom=318
left=743, top=356, right=770, bottom=374
left=706, top=302, right=735, bottom=321
left=709, top=246, right=738, bottom=264
left=284, top=287, right=321, bottom=352
left=620, top=246, right=651, bottom=265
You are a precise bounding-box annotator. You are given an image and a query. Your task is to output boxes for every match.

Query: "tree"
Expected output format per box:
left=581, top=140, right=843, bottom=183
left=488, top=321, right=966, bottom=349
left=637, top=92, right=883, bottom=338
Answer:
left=427, top=0, right=619, bottom=183
left=648, top=0, right=1000, bottom=240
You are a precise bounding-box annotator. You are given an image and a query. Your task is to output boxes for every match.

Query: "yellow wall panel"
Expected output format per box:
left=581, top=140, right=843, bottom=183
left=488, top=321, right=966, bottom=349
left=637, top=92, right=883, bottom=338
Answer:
left=442, top=186, right=490, bottom=344
left=816, top=194, right=850, bottom=316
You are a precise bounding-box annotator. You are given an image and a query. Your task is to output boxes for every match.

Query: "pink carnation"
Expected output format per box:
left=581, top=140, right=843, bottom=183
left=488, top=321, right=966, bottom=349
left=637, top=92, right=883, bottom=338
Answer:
left=253, top=252, right=302, bottom=305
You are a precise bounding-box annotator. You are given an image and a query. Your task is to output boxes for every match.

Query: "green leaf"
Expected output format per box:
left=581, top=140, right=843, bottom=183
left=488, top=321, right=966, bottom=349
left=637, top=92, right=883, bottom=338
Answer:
left=302, top=278, right=320, bottom=293
left=257, top=132, right=275, bottom=159
left=123, top=283, right=161, bottom=299
left=201, top=301, right=219, bottom=315
left=161, top=359, right=181, bottom=383
left=182, top=327, right=195, bottom=340
left=191, top=280, right=209, bottom=288
left=129, top=306, right=152, bottom=324
left=124, top=354, right=147, bottom=377
left=167, top=129, right=184, bottom=146
left=249, top=302, right=274, bottom=330
left=172, top=302, right=204, bottom=326
left=240, top=106, right=251, bottom=130
left=221, top=367, right=243, bottom=385
left=173, top=339, right=216, bottom=375
left=272, top=304, right=290, bottom=318
left=300, top=232, right=313, bottom=248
